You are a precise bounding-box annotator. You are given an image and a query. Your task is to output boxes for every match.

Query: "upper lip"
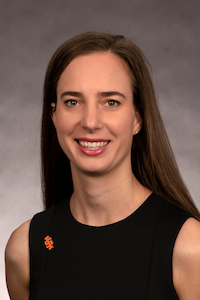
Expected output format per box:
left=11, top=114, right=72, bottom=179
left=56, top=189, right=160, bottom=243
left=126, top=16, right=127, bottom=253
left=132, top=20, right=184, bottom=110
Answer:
left=76, top=138, right=110, bottom=142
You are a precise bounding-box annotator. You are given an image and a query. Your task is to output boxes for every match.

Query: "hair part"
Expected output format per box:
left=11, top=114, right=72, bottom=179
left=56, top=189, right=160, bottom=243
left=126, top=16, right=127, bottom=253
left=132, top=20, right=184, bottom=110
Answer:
left=41, top=31, right=200, bottom=220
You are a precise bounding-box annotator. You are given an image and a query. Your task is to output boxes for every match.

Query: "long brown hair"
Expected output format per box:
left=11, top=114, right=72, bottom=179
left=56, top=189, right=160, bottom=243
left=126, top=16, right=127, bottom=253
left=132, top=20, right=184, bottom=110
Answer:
left=41, top=31, right=200, bottom=219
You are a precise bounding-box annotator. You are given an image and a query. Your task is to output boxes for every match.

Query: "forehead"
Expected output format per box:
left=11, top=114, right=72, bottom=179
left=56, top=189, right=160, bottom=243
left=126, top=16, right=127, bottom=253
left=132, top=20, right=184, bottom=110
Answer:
left=57, top=52, right=133, bottom=93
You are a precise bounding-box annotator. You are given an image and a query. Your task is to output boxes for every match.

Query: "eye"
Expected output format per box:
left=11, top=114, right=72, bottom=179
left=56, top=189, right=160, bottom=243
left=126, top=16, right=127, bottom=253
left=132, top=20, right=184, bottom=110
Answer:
left=65, top=99, right=78, bottom=106
left=106, top=100, right=120, bottom=107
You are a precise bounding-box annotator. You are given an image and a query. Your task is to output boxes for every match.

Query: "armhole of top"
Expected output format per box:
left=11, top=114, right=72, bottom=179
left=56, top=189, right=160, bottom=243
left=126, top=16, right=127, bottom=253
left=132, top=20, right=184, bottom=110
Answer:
left=29, top=204, right=58, bottom=299
left=147, top=199, right=192, bottom=299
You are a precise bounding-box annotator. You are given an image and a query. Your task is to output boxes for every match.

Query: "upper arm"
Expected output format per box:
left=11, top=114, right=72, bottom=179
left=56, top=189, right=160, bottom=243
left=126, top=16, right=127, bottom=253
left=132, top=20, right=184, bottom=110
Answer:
left=5, top=220, right=31, bottom=300
left=173, top=217, right=200, bottom=300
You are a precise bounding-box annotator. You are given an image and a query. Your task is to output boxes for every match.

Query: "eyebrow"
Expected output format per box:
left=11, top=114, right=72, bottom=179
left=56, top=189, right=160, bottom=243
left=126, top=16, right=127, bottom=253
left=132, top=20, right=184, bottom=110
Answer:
left=61, top=91, right=82, bottom=98
left=99, top=91, right=126, bottom=99
left=60, top=91, right=126, bottom=99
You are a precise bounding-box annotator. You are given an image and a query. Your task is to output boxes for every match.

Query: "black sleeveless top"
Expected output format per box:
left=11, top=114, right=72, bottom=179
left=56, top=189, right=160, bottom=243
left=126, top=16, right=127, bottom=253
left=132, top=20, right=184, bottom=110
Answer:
left=29, top=193, right=191, bottom=299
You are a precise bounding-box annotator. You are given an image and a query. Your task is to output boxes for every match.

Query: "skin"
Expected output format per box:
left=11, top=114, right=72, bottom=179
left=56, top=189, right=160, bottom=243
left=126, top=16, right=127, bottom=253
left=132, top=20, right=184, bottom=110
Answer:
left=5, top=52, right=200, bottom=299
left=5, top=220, right=30, bottom=300
left=52, top=52, right=147, bottom=226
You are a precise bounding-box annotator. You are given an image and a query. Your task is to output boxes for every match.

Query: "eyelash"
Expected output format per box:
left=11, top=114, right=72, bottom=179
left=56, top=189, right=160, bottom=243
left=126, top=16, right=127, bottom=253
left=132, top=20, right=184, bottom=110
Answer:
left=64, top=99, right=78, bottom=106
left=106, top=100, right=120, bottom=107
left=64, top=99, right=120, bottom=107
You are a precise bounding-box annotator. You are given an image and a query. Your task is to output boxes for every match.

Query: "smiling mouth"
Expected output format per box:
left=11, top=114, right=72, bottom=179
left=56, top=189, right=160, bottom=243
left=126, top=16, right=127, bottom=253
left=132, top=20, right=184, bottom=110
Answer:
left=76, top=140, right=109, bottom=150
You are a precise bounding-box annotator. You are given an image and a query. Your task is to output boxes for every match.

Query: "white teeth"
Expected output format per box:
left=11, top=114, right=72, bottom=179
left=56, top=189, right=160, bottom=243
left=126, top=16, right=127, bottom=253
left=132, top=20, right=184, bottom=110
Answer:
left=79, top=140, right=108, bottom=149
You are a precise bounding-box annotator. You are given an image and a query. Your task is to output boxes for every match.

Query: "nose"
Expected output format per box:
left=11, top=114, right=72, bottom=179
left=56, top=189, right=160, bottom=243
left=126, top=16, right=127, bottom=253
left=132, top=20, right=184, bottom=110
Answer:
left=80, top=103, right=102, bottom=133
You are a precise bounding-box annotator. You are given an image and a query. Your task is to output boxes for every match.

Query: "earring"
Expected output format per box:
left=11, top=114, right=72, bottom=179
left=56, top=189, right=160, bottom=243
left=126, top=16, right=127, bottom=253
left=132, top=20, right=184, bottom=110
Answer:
left=135, top=131, right=138, bottom=135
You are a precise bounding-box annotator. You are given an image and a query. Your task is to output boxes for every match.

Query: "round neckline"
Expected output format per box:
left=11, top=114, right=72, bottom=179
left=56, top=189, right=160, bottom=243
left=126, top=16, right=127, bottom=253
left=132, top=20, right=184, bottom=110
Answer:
left=67, top=192, right=154, bottom=229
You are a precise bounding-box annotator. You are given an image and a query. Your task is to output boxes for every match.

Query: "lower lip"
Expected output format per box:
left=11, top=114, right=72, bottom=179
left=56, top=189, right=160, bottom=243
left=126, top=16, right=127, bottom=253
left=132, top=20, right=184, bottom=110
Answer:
left=77, top=142, right=109, bottom=156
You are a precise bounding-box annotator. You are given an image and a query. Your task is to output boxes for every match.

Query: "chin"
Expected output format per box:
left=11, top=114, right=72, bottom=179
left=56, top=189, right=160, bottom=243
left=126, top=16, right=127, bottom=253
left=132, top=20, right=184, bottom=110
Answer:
left=72, top=160, right=110, bottom=176
left=80, top=166, right=108, bottom=175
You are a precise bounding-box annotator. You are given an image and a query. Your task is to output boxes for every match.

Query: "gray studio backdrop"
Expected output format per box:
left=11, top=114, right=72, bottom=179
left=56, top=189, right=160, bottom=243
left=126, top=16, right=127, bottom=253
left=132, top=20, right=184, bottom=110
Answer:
left=1, top=0, right=200, bottom=298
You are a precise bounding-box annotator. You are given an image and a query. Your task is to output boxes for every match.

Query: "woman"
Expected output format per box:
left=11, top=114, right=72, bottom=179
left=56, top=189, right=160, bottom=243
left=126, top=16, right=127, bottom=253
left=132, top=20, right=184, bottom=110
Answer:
left=5, top=32, right=200, bottom=299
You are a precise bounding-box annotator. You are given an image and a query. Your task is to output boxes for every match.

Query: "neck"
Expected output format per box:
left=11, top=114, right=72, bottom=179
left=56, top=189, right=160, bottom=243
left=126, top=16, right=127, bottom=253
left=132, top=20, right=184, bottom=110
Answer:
left=69, top=162, right=151, bottom=226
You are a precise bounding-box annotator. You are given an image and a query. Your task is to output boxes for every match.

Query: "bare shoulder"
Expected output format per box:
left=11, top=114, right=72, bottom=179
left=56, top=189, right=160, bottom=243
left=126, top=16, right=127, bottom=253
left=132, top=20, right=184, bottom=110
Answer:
left=173, top=217, right=200, bottom=300
left=5, top=220, right=31, bottom=300
left=6, top=220, right=31, bottom=265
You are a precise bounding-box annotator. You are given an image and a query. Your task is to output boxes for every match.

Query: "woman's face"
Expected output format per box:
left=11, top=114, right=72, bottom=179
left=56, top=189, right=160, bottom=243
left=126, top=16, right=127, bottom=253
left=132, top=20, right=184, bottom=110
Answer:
left=52, top=52, right=142, bottom=175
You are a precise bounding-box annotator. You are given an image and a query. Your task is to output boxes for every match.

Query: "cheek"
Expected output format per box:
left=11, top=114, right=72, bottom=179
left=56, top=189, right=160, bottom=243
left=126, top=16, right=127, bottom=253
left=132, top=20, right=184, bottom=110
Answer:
left=55, top=114, right=76, bottom=136
left=109, top=112, right=135, bottom=139
left=54, top=115, right=76, bottom=158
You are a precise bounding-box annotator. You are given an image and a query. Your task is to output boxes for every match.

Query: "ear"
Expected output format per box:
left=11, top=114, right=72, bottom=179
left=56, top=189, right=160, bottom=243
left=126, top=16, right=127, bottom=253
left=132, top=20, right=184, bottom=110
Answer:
left=51, top=102, right=56, bottom=126
left=133, top=111, right=142, bottom=135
